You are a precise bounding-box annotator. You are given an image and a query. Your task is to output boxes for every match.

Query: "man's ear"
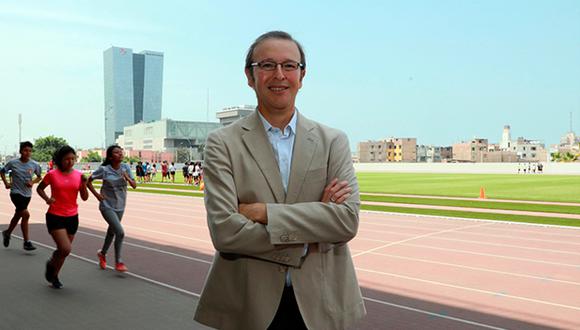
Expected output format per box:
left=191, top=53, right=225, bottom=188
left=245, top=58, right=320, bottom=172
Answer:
left=245, top=68, right=255, bottom=88
left=299, top=69, right=306, bottom=82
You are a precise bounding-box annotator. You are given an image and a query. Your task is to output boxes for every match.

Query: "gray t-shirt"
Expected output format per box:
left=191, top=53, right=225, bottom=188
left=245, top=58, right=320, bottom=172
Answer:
left=91, top=163, right=134, bottom=211
left=0, top=159, right=42, bottom=197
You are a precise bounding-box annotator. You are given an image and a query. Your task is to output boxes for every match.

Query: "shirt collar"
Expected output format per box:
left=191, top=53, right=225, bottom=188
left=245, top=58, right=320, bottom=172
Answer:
left=258, top=109, right=298, bottom=136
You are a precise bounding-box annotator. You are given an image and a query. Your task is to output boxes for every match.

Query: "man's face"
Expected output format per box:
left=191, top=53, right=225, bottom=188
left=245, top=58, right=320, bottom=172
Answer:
left=245, top=38, right=305, bottom=115
left=20, top=147, right=32, bottom=161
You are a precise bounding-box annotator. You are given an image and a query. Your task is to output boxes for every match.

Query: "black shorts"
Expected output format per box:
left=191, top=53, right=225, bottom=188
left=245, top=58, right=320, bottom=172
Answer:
left=46, top=213, right=79, bottom=235
left=10, top=194, right=31, bottom=212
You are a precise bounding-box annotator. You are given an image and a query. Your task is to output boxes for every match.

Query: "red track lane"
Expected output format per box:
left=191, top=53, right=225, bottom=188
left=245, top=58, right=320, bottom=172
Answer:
left=1, top=192, right=579, bottom=330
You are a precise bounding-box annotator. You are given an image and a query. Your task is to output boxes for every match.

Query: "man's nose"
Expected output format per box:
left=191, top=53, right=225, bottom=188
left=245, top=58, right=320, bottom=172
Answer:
left=273, top=64, right=286, bottom=79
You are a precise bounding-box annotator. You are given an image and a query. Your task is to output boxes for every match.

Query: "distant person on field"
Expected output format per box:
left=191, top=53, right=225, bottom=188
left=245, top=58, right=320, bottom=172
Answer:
left=0, top=141, right=42, bottom=251
left=169, top=162, right=176, bottom=183
left=161, top=161, right=168, bottom=183
left=87, top=145, right=136, bottom=273
left=37, top=146, right=89, bottom=289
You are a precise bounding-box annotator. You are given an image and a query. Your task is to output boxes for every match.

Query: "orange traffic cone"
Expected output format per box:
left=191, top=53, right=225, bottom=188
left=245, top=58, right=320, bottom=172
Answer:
left=199, top=181, right=205, bottom=191
left=479, top=187, right=486, bottom=199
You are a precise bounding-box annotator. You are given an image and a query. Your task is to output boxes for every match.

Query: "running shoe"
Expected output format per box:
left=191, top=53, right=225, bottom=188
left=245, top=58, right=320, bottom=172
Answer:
left=2, top=230, right=10, bottom=248
left=97, top=251, right=106, bottom=270
left=23, top=241, right=36, bottom=251
left=115, top=262, right=128, bottom=272
left=45, top=260, right=55, bottom=283
left=51, top=277, right=63, bottom=289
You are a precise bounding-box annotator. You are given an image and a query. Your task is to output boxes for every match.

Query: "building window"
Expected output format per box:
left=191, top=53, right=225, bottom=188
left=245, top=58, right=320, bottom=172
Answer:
left=145, top=127, right=154, bottom=136
left=126, top=130, right=132, bottom=137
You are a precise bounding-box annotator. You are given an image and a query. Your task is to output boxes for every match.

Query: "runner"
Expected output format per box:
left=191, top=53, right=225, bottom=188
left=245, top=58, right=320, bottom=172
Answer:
left=87, top=145, right=136, bottom=272
left=37, top=146, right=89, bottom=289
left=0, top=141, right=42, bottom=250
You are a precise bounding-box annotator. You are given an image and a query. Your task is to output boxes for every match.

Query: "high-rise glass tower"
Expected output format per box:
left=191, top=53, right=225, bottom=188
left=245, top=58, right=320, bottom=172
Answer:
left=104, top=47, right=164, bottom=146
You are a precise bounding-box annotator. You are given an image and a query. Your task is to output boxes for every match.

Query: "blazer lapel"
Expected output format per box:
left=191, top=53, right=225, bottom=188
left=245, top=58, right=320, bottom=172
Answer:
left=241, top=112, right=286, bottom=203
left=285, top=113, right=318, bottom=204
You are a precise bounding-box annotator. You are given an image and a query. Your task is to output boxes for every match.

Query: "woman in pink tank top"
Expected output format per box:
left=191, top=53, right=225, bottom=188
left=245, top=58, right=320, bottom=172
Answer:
left=37, top=146, right=88, bottom=289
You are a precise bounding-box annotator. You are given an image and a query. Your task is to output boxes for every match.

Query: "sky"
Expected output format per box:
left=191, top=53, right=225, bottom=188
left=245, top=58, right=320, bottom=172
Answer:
left=0, top=0, right=579, bottom=154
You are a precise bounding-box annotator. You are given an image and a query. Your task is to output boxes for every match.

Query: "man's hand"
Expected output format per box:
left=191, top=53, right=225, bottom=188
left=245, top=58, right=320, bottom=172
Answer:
left=4, top=183, right=11, bottom=190
left=45, top=197, right=56, bottom=205
left=321, top=178, right=352, bottom=204
left=239, top=203, right=268, bottom=224
left=25, top=181, right=33, bottom=188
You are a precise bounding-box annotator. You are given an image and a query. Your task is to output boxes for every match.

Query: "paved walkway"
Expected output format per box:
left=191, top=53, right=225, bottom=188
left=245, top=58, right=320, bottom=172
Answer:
left=0, top=237, right=209, bottom=330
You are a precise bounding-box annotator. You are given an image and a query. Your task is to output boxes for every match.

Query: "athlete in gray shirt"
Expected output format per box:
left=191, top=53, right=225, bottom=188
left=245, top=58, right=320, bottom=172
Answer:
left=0, top=141, right=42, bottom=250
left=87, top=145, right=136, bottom=272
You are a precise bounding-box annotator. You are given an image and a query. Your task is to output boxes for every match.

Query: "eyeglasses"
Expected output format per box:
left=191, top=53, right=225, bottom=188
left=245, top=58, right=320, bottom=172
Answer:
left=250, top=60, right=304, bottom=71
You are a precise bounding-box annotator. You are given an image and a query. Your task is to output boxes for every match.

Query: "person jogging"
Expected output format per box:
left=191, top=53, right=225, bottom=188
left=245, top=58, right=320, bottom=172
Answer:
left=0, top=141, right=42, bottom=251
left=37, top=146, right=89, bottom=289
left=87, top=145, right=136, bottom=272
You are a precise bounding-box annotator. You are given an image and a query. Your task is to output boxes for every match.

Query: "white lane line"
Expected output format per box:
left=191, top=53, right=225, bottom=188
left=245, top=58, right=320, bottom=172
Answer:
left=361, top=210, right=580, bottom=231
left=0, top=207, right=213, bottom=245
left=4, top=201, right=580, bottom=259
left=357, top=225, right=580, bottom=248
left=401, top=243, right=580, bottom=268
left=362, top=297, right=506, bottom=330
left=352, top=223, right=491, bottom=258
left=352, top=251, right=580, bottom=286
left=6, top=234, right=511, bottom=329
left=75, top=229, right=213, bottom=264
left=122, top=215, right=208, bottom=229
left=357, top=267, right=580, bottom=312
left=427, top=236, right=580, bottom=256
left=437, top=230, right=580, bottom=246
left=13, top=235, right=202, bottom=298
left=360, top=219, right=580, bottom=240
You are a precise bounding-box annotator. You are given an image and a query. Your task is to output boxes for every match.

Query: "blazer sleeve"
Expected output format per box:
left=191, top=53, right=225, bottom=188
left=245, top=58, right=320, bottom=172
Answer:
left=266, top=131, right=360, bottom=245
left=203, top=131, right=305, bottom=267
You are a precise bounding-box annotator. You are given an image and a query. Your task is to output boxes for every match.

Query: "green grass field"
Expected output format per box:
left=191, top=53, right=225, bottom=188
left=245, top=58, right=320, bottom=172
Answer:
left=356, top=173, right=580, bottom=203
left=93, top=169, right=580, bottom=227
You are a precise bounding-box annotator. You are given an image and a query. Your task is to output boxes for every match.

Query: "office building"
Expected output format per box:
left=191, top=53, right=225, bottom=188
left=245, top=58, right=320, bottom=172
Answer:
left=104, top=46, right=164, bottom=146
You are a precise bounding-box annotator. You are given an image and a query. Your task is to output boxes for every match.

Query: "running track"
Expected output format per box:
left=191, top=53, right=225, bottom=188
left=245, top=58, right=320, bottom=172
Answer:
left=1, top=192, right=579, bottom=329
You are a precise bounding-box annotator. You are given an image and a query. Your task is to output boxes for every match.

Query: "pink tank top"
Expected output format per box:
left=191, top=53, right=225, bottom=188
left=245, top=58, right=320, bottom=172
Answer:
left=42, top=169, right=83, bottom=217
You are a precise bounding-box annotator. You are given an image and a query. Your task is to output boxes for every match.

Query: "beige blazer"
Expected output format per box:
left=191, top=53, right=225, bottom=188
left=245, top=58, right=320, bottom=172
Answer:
left=194, top=111, right=366, bottom=330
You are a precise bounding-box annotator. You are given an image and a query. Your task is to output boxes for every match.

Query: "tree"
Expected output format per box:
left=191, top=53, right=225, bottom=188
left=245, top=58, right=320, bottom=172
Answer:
left=124, top=155, right=141, bottom=163
left=81, top=151, right=102, bottom=162
left=33, top=136, right=69, bottom=162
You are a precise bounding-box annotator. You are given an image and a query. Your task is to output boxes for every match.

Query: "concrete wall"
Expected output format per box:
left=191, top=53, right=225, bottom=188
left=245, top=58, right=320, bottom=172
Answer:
left=354, top=162, right=580, bottom=175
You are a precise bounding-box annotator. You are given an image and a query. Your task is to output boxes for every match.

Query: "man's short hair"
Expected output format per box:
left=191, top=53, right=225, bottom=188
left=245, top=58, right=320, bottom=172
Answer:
left=245, top=31, right=306, bottom=78
left=19, top=141, right=33, bottom=152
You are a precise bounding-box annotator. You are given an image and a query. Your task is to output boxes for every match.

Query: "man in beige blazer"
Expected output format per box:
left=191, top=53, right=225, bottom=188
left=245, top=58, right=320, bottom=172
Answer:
left=194, top=31, right=366, bottom=330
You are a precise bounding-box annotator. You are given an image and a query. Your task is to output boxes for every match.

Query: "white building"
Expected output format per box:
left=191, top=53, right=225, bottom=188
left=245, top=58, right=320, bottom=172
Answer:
left=216, top=105, right=255, bottom=125
left=510, top=137, right=547, bottom=162
left=116, top=119, right=222, bottom=160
